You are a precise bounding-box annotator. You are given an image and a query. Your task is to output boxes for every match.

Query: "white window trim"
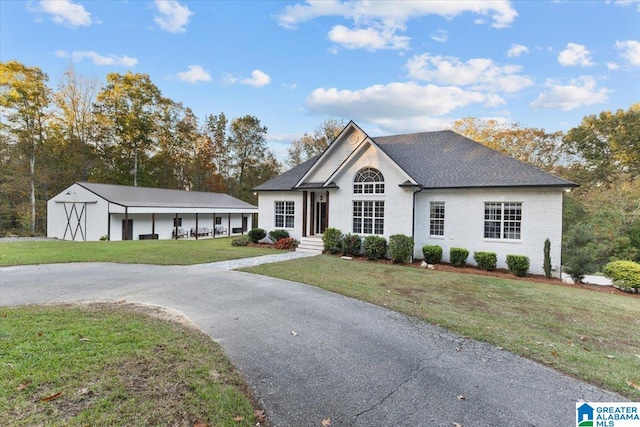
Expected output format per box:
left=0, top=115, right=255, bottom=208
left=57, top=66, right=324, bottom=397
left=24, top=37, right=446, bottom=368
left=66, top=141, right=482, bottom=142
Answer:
left=483, top=202, right=522, bottom=241
left=353, top=200, right=384, bottom=235
left=275, top=201, right=295, bottom=229
left=429, top=201, right=445, bottom=237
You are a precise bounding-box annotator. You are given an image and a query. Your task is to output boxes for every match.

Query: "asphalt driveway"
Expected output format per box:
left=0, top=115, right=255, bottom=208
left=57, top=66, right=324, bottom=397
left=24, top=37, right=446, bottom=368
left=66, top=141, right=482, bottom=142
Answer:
left=0, top=256, right=626, bottom=426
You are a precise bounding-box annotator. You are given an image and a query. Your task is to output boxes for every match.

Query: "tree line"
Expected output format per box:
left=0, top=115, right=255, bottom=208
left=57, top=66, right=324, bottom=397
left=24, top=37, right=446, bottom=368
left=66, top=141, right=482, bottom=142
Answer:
left=2, top=60, right=638, bottom=277
left=1, top=61, right=280, bottom=234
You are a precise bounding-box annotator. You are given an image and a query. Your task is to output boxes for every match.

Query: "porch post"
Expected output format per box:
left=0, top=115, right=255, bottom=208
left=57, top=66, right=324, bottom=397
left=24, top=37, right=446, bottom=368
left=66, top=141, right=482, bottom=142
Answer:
left=302, top=191, right=308, bottom=238
left=151, top=213, right=155, bottom=236
left=124, top=207, right=129, bottom=240
left=228, top=214, right=231, bottom=236
left=195, top=213, right=199, bottom=240
left=325, top=191, right=329, bottom=231
left=174, top=213, right=179, bottom=239
left=310, top=192, right=316, bottom=236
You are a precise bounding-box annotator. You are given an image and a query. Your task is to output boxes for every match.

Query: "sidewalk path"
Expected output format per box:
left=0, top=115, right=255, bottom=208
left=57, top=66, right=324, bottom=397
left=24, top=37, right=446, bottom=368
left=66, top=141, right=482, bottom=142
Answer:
left=0, top=255, right=627, bottom=426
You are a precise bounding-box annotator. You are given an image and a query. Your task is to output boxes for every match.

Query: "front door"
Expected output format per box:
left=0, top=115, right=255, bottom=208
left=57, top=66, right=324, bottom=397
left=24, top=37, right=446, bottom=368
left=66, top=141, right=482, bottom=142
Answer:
left=315, top=201, right=327, bottom=234
left=122, top=219, right=133, bottom=240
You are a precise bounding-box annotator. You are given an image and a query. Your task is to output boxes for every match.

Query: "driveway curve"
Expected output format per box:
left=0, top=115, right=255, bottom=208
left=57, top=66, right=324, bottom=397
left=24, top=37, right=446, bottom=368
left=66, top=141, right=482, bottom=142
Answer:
left=0, top=256, right=626, bottom=426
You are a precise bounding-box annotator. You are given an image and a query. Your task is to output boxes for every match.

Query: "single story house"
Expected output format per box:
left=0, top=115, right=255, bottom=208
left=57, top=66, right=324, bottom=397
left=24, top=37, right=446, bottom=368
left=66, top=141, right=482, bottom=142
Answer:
left=254, top=121, right=577, bottom=277
left=47, top=182, right=257, bottom=241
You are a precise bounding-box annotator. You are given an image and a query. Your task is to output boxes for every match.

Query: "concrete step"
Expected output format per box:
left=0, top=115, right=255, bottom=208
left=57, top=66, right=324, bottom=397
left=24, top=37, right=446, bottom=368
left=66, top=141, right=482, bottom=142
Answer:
left=297, top=237, right=324, bottom=254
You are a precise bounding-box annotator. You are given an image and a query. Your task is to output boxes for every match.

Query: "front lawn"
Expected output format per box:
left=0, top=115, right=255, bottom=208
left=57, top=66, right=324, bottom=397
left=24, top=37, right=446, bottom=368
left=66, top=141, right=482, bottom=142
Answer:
left=241, top=255, right=640, bottom=400
left=0, top=303, right=262, bottom=426
left=0, top=238, right=281, bottom=266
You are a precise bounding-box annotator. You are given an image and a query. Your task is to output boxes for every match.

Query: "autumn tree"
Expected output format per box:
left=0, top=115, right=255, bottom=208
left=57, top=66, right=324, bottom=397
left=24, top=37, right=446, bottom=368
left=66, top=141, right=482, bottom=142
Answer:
left=453, top=118, right=563, bottom=172
left=0, top=60, right=52, bottom=234
left=202, top=112, right=229, bottom=193
left=287, top=118, right=344, bottom=167
left=227, top=115, right=280, bottom=202
left=93, top=72, right=163, bottom=186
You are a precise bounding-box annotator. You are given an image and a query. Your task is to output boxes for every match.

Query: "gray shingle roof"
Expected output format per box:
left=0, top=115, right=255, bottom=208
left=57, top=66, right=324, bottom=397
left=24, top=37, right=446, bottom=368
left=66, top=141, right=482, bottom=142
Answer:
left=254, top=130, right=577, bottom=191
left=77, top=182, right=257, bottom=209
left=374, top=130, right=576, bottom=189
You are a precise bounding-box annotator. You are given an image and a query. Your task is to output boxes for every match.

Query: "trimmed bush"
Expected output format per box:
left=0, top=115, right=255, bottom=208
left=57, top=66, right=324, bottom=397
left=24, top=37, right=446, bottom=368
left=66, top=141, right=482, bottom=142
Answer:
left=473, top=251, right=497, bottom=271
left=543, top=238, right=552, bottom=279
left=275, top=237, right=297, bottom=250
left=506, top=255, right=530, bottom=277
left=341, top=233, right=362, bottom=256
left=247, top=228, right=266, bottom=243
left=231, top=236, right=250, bottom=246
left=604, top=260, right=640, bottom=293
left=389, top=234, right=414, bottom=263
left=450, top=247, right=469, bottom=267
left=322, top=227, right=342, bottom=254
left=363, top=235, right=387, bottom=260
left=422, top=245, right=443, bottom=264
left=269, top=229, right=289, bottom=241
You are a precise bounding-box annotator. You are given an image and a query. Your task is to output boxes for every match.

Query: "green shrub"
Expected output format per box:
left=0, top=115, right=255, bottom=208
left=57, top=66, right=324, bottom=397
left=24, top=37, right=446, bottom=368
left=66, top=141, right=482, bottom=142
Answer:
left=322, top=227, right=342, bottom=254
left=450, top=247, right=469, bottom=267
left=247, top=228, right=266, bottom=243
left=422, top=245, right=443, bottom=264
left=543, top=238, right=552, bottom=279
left=604, top=260, right=640, bottom=293
left=341, top=233, right=362, bottom=256
left=506, top=255, right=530, bottom=277
left=363, top=235, right=387, bottom=260
left=275, top=237, right=297, bottom=250
left=389, top=234, right=414, bottom=263
left=269, top=229, right=289, bottom=241
left=231, top=236, right=250, bottom=246
left=473, top=251, right=497, bottom=271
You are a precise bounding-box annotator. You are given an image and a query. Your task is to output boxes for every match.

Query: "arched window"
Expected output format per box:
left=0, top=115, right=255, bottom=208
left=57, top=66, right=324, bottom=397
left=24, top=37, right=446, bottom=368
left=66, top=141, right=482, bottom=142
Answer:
left=353, top=167, right=384, bottom=194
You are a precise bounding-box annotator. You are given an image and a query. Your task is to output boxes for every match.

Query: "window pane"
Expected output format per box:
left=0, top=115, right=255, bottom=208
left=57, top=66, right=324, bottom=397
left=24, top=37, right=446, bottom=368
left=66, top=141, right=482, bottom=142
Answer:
left=353, top=218, right=362, bottom=234
left=275, top=216, right=284, bottom=228
left=484, top=221, right=501, bottom=239
left=275, top=201, right=284, bottom=215
left=285, top=201, right=295, bottom=215
left=363, top=218, right=373, bottom=234
left=285, top=215, right=294, bottom=228
left=374, top=218, right=384, bottom=235
left=353, top=202, right=362, bottom=217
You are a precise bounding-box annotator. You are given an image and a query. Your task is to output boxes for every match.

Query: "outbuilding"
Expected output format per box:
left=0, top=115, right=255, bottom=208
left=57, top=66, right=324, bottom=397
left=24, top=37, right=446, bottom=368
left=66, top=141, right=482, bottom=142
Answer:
left=47, top=182, right=257, bottom=241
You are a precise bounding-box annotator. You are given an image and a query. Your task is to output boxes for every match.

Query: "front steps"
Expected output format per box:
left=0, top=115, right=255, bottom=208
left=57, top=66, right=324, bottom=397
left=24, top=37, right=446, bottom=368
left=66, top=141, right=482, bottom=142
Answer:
left=296, top=236, right=324, bottom=254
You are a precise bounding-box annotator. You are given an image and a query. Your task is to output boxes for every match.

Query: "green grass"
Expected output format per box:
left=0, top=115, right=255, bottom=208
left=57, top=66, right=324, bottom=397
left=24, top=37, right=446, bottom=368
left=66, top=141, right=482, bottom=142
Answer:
left=0, top=238, right=281, bottom=266
left=0, top=303, right=260, bottom=426
left=241, top=255, right=640, bottom=400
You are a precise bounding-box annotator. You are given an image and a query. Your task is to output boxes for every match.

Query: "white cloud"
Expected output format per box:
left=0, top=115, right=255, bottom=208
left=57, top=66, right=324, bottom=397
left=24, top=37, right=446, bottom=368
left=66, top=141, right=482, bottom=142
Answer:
left=176, top=65, right=211, bottom=83
left=615, top=40, right=640, bottom=66
left=328, top=25, right=409, bottom=51
left=56, top=50, right=138, bottom=67
left=305, top=82, right=501, bottom=123
left=225, top=70, right=271, bottom=88
left=506, top=43, right=529, bottom=57
left=430, top=29, right=448, bottom=43
left=154, top=0, right=193, bottom=33
left=530, top=76, right=610, bottom=111
left=406, top=53, right=533, bottom=93
left=277, top=1, right=517, bottom=51
left=558, top=43, right=593, bottom=67
left=607, top=62, right=620, bottom=70
left=32, top=0, right=92, bottom=27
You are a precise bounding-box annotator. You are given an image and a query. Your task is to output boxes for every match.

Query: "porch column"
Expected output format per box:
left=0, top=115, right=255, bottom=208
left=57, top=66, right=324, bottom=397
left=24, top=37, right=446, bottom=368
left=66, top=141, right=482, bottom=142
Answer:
left=302, top=191, right=308, bottom=238
left=174, top=213, right=179, bottom=239
left=310, top=192, right=316, bottom=236
left=228, top=214, right=231, bottom=236
left=195, top=213, right=199, bottom=240
left=151, top=213, right=155, bottom=236
left=124, top=207, right=129, bottom=240
left=325, top=191, right=329, bottom=231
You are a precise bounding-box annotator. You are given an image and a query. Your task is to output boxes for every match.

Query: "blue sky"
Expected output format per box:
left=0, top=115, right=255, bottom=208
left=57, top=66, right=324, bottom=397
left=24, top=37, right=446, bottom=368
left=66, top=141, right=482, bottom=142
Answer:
left=1, top=0, right=639, bottom=161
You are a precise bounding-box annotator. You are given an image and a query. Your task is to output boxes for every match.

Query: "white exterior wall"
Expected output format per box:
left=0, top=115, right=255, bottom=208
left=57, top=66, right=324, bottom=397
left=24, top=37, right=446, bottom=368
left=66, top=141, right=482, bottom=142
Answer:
left=413, top=187, right=564, bottom=277
left=302, top=128, right=366, bottom=183
left=330, top=143, right=416, bottom=239
left=257, top=191, right=304, bottom=239
left=47, top=183, right=110, bottom=241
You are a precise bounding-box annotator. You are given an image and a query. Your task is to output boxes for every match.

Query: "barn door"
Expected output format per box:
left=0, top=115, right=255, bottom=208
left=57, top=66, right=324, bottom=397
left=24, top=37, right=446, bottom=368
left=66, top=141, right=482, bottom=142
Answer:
left=122, top=219, right=133, bottom=240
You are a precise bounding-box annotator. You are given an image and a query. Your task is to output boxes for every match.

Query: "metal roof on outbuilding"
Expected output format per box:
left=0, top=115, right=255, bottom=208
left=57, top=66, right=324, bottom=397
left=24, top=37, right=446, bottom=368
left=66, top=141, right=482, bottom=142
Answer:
left=77, top=182, right=257, bottom=209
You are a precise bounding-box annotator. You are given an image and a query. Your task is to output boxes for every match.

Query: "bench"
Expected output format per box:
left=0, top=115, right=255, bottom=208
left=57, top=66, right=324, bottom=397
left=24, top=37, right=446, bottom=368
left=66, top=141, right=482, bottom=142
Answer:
left=190, top=227, right=212, bottom=237
left=231, top=227, right=244, bottom=234
left=172, top=228, right=188, bottom=239
left=214, top=225, right=227, bottom=235
left=139, top=233, right=158, bottom=240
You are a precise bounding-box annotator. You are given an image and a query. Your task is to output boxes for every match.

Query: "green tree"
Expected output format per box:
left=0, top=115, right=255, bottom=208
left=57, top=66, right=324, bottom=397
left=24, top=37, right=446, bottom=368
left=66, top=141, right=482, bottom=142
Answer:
left=562, top=103, right=640, bottom=188
left=0, top=60, right=52, bottom=234
left=453, top=117, right=563, bottom=172
left=202, top=112, right=230, bottom=193
left=93, top=72, right=164, bottom=186
left=287, top=118, right=344, bottom=167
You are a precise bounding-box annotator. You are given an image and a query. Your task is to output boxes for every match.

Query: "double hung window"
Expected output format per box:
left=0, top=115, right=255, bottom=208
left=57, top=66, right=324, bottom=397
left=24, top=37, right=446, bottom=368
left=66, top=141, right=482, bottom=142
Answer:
left=484, top=202, right=522, bottom=239
left=275, top=201, right=295, bottom=228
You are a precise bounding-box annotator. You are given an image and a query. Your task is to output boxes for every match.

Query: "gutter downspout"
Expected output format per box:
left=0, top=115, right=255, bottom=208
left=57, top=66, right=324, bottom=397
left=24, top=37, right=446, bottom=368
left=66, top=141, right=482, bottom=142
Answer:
left=411, top=185, right=424, bottom=262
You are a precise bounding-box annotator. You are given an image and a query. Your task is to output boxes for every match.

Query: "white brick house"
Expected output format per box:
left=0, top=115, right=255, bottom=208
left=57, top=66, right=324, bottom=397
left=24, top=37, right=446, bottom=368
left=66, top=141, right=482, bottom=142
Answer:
left=254, top=121, right=577, bottom=277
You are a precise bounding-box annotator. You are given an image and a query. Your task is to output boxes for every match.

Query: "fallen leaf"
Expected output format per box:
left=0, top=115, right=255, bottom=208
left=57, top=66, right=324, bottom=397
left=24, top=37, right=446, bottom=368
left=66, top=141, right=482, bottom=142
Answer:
left=254, top=410, right=266, bottom=423
left=634, top=354, right=640, bottom=359
left=79, top=337, right=90, bottom=342
left=457, top=394, right=466, bottom=401
left=606, top=355, right=615, bottom=359
left=116, top=300, right=126, bottom=304
left=321, top=418, right=331, bottom=426
left=291, top=331, right=298, bottom=336
left=580, top=335, right=588, bottom=342
left=194, top=422, right=208, bottom=427
left=16, top=381, right=31, bottom=391
left=627, top=381, right=640, bottom=391
left=551, top=350, right=559, bottom=357
left=41, top=391, right=64, bottom=402
left=233, top=416, right=244, bottom=422
left=582, top=345, right=591, bottom=352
